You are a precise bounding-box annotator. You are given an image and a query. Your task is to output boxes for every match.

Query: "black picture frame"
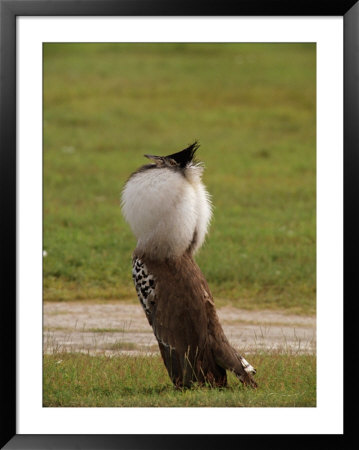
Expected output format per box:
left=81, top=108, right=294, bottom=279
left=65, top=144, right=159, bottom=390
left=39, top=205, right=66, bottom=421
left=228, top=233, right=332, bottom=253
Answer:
left=1, top=0, right=357, bottom=448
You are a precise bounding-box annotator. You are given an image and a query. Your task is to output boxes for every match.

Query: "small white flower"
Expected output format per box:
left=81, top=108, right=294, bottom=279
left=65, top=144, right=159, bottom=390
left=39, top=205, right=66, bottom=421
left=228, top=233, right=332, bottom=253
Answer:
left=62, top=146, right=75, bottom=153
left=43, top=250, right=48, bottom=257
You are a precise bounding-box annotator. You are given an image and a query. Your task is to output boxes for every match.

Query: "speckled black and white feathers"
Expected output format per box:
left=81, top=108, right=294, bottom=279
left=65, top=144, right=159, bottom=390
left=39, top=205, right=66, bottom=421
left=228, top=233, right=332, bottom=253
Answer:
left=132, top=257, right=156, bottom=323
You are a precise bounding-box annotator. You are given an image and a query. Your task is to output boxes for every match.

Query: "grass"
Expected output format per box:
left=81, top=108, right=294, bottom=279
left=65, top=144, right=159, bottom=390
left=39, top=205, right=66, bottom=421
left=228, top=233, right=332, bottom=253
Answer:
left=43, top=43, right=316, bottom=314
left=43, top=351, right=316, bottom=407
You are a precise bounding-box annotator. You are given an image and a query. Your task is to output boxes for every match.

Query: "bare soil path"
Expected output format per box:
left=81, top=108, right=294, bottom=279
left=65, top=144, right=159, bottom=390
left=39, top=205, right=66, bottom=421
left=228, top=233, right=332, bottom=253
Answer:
left=44, top=302, right=316, bottom=356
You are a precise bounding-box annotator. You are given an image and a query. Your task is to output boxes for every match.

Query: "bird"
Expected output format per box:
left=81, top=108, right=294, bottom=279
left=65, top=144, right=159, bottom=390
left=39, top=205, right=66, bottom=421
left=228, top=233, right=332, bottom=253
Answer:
left=121, top=142, right=257, bottom=388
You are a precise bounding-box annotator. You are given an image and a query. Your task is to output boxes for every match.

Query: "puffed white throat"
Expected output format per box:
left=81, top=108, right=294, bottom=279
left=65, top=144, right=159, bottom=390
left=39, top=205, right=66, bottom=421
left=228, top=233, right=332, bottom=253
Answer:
left=121, top=163, right=212, bottom=260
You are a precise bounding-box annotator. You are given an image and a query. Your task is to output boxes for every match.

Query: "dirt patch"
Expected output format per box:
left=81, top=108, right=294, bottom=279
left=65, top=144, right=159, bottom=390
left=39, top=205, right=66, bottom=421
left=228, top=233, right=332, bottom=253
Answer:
left=44, top=302, right=316, bottom=356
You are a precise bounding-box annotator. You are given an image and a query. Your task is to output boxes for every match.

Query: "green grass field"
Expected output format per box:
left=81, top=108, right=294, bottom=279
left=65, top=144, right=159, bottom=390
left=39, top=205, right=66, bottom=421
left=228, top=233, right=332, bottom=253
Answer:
left=43, top=351, right=316, bottom=407
left=43, top=43, right=316, bottom=314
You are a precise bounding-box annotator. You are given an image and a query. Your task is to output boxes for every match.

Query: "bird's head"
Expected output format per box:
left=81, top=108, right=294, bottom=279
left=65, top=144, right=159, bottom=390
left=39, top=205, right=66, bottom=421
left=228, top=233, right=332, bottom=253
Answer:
left=144, top=140, right=198, bottom=166
left=121, top=142, right=212, bottom=260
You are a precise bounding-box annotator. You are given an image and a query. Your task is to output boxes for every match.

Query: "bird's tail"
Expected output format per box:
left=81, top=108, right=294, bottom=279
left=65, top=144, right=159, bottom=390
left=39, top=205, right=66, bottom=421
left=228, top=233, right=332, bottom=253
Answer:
left=235, top=355, right=258, bottom=388
left=239, top=355, right=256, bottom=376
left=211, top=337, right=258, bottom=388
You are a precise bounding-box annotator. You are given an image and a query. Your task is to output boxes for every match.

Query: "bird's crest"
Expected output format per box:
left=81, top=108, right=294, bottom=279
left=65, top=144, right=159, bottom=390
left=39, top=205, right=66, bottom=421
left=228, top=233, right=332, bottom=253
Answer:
left=165, top=141, right=200, bottom=168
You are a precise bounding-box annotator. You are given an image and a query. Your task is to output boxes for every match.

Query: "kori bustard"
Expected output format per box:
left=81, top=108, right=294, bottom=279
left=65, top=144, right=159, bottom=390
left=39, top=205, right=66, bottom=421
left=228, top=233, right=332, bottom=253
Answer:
left=121, top=142, right=257, bottom=388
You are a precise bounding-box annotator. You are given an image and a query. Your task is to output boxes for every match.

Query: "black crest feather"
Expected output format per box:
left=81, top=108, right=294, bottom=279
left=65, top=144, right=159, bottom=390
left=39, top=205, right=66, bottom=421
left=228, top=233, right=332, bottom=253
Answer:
left=165, top=141, right=199, bottom=168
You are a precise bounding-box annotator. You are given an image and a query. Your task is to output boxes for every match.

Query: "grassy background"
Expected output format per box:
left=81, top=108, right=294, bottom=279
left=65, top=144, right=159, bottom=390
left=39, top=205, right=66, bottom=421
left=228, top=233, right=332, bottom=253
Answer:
left=43, top=351, right=316, bottom=407
left=43, top=43, right=316, bottom=314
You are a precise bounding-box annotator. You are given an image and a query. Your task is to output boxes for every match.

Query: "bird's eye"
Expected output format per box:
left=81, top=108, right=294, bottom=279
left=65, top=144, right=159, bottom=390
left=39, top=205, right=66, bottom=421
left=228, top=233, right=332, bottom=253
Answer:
left=167, top=158, right=177, bottom=166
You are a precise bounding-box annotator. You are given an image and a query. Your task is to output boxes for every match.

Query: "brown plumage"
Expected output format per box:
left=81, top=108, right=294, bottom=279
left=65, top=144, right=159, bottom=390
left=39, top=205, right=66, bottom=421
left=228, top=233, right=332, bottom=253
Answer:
left=122, top=143, right=257, bottom=389
left=133, top=250, right=257, bottom=388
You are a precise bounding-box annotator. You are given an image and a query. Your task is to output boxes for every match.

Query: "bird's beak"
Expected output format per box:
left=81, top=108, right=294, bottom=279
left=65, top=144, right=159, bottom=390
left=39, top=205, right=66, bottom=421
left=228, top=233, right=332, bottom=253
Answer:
left=144, top=154, right=164, bottom=163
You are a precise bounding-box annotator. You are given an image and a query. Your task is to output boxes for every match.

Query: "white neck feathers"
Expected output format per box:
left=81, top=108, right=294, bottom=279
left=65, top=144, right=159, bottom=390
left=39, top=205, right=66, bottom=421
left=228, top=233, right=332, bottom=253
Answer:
left=121, top=164, right=212, bottom=260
